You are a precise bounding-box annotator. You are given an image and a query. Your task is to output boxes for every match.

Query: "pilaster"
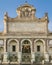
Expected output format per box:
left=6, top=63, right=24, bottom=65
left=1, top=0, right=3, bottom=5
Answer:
left=3, top=39, right=8, bottom=62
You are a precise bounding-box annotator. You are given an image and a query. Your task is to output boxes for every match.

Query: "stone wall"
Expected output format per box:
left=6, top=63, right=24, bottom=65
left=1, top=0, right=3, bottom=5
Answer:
left=7, top=21, right=47, bottom=34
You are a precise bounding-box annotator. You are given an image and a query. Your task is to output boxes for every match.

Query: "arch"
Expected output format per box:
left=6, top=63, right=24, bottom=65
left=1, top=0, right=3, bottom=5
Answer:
left=22, top=40, right=30, bottom=44
left=34, top=39, right=46, bottom=53
left=34, top=39, right=45, bottom=45
left=7, top=39, right=19, bottom=52
left=21, top=39, right=32, bottom=53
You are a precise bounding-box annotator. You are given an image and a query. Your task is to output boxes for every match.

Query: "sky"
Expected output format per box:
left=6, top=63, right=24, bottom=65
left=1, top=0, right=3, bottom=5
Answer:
left=0, top=0, right=52, bottom=32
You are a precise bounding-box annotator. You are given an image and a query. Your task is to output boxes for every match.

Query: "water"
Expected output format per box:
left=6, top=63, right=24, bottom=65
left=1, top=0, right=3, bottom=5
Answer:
left=0, top=63, right=52, bottom=65
left=0, top=64, right=52, bottom=65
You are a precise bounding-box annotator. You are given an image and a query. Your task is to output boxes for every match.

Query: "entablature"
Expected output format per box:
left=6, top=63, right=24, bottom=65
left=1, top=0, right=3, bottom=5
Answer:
left=0, top=33, right=48, bottom=39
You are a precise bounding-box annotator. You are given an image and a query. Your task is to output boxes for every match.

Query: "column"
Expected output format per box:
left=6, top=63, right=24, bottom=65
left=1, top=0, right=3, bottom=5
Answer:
left=18, top=40, right=21, bottom=64
left=31, top=52, right=35, bottom=64
left=44, top=40, right=49, bottom=62
left=18, top=52, right=21, bottom=64
left=3, top=39, right=8, bottom=62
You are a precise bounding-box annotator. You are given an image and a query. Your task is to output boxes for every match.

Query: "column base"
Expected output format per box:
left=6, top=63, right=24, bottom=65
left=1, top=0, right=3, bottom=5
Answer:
left=18, top=52, right=21, bottom=63
left=44, top=52, right=49, bottom=62
left=31, top=52, right=35, bottom=64
left=3, top=52, right=8, bottom=62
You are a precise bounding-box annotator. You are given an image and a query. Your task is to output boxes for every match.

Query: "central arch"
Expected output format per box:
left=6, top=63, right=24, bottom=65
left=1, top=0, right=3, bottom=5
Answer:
left=21, top=39, right=32, bottom=53
left=21, top=39, right=32, bottom=63
left=22, top=40, right=31, bottom=53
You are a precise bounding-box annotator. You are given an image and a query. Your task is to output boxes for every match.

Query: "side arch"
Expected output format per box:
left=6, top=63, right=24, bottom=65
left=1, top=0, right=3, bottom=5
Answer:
left=34, top=39, right=46, bottom=53
left=7, top=39, right=19, bottom=52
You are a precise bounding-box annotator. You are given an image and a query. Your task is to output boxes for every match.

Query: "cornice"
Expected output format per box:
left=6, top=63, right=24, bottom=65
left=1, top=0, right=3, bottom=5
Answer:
left=5, top=16, right=48, bottom=23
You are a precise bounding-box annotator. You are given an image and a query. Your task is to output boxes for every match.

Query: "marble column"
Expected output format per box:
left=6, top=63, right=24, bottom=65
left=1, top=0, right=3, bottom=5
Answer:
left=31, top=52, right=35, bottom=64
left=3, top=39, right=8, bottom=62
left=18, top=52, right=21, bottom=64
left=44, top=40, right=49, bottom=62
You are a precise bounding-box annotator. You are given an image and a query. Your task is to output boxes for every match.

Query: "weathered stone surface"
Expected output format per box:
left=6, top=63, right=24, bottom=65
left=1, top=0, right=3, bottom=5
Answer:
left=7, top=22, right=47, bottom=34
left=0, top=2, right=51, bottom=64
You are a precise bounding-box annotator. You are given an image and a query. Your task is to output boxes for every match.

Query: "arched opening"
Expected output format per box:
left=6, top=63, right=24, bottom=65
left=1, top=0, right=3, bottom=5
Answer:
left=7, top=40, right=18, bottom=52
left=7, top=39, right=19, bottom=52
left=34, top=40, right=44, bottom=53
left=21, top=39, right=32, bottom=63
left=22, top=40, right=31, bottom=53
left=34, top=39, right=45, bottom=63
left=7, top=39, right=19, bottom=62
left=9, top=40, right=17, bottom=52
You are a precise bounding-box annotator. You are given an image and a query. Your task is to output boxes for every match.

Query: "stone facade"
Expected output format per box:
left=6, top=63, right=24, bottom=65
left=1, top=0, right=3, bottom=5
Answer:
left=0, top=3, right=52, bottom=64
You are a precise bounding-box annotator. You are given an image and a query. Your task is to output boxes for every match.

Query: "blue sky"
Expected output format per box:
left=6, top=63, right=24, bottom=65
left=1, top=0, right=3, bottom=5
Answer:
left=0, top=0, right=52, bottom=32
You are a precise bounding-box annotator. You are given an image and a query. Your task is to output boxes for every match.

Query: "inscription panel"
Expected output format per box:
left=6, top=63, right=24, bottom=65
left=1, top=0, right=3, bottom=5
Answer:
left=8, top=22, right=47, bottom=33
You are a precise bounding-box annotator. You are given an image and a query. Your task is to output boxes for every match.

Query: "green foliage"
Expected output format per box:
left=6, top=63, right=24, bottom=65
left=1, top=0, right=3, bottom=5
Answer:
left=22, top=55, right=31, bottom=62
left=8, top=54, right=18, bottom=62
left=0, top=54, right=3, bottom=61
left=35, top=55, right=44, bottom=62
